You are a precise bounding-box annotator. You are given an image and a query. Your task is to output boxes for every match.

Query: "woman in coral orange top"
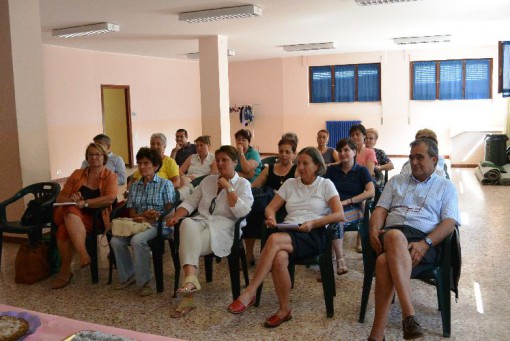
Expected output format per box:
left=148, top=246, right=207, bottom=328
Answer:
left=52, top=143, right=118, bottom=289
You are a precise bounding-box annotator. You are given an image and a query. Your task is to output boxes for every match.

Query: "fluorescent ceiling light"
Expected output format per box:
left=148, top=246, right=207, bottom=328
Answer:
left=394, top=34, right=451, bottom=45
left=355, top=0, right=422, bottom=6
left=179, top=5, right=262, bottom=23
left=282, top=42, right=336, bottom=52
left=186, top=50, right=236, bottom=59
left=52, top=22, right=119, bottom=38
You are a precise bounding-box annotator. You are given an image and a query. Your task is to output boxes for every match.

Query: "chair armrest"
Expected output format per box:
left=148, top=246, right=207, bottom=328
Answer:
left=0, top=190, right=26, bottom=223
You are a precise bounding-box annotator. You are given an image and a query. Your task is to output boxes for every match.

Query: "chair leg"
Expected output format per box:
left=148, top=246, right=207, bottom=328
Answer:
left=358, top=266, right=375, bottom=323
left=107, top=234, right=114, bottom=285
left=319, top=256, right=335, bottom=318
left=288, top=263, right=295, bottom=289
left=227, top=252, right=241, bottom=300
left=255, top=282, right=263, bottom=307
left=107, top=251, right=115, bottom=285
left=86, top=234, right=99, bottom=284
left=239, top=247, right=249, bottom=287
left=152, top=240, right=164, bottom=293
left=435, top=272, right=451, bottom=337
left=204, top=255, right=214, bottom=282
left=168, top=239, right=180, bottom=298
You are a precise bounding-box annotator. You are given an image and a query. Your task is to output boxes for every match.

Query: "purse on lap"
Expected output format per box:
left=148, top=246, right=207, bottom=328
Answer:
left=111, top=218, right=152, bottom=237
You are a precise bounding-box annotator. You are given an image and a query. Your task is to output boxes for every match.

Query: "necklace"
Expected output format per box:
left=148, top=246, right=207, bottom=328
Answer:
left=275, top=164, right=291, bottom=185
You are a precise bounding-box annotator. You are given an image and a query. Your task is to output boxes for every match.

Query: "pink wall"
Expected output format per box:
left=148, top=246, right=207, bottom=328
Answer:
left=229, top=59, right=284, bottom=153
left=43, top=45, right=202, bottom=178
left=229, top=46, right=508, bottom=164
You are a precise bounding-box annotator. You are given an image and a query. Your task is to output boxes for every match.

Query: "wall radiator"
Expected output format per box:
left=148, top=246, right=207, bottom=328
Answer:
left=326, top=120, right=361, bottom=148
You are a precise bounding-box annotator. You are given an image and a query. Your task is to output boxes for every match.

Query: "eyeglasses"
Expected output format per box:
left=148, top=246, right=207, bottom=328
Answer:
left=208, top=197, right=217, bottom=215
left=87, top=153, right=103, bottom=158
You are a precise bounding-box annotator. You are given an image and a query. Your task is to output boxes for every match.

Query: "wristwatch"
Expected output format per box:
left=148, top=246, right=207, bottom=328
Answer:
left=424, top=237, right=433, bottom=248
left=227, top=187, right=235, bottom=193
left=84, top=200, right=89, bottom=208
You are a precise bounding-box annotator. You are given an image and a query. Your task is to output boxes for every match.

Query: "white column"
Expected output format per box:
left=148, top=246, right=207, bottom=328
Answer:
left=199, top=35, right=231, bottom=149
left=0, top=0, right=51, bottom=212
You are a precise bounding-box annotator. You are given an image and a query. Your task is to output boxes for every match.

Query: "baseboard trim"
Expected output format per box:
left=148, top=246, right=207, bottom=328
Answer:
left=451, top=164, right=477, bottom=168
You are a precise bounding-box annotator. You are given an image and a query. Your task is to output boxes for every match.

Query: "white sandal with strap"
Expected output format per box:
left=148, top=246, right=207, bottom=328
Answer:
left=177, top=275, right=201, bottom=295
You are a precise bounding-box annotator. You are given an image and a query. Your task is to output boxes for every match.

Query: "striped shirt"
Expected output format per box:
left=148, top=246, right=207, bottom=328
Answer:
left=377, top=172, right=460, bottom=234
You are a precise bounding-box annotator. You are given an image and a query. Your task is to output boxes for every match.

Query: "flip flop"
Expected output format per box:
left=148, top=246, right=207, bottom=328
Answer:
left=176, top=275, right=201, bottom=295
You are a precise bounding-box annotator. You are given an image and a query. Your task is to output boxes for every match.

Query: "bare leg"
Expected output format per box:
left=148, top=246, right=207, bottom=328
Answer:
left=56, top=238, right=74, bottom=279
left=369, top=253, right=396, bottom=340
left=384, top=229, right=414, bottom=318
left=271, top=250, right=292, bottom=317
left=331, top=238, right=344, bottom=260
left=63, top=213, right=91, bottom=266
left=236, top=232, right=293, bottom=305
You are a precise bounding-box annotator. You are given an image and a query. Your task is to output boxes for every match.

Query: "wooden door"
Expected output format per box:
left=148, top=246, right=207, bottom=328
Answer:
left=101, top=85, right=133, bottom=167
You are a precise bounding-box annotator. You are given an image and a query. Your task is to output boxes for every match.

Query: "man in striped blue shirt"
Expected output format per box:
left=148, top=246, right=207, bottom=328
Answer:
left=368, top=138, right=460, bottom=341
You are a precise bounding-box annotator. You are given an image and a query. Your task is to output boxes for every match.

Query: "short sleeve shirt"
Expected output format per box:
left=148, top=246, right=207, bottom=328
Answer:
left=277, top=177, right=338, bottom=224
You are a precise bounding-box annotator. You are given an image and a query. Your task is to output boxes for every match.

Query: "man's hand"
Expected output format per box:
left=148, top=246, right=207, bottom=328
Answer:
left=369, top=228, right=385, bottom=255
left=408, top=241, right=429, bottom=267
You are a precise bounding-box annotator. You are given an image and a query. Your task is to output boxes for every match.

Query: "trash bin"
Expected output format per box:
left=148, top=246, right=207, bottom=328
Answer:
left=484, top=134, right=509, bottom=166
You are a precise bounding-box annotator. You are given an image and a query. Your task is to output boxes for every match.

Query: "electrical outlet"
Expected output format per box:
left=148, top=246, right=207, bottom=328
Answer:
left=56, top=169, right=61, bottom=176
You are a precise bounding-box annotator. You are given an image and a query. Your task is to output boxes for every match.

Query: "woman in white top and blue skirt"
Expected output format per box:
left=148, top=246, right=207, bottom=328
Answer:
left=227, top=147, right=344, bottom=328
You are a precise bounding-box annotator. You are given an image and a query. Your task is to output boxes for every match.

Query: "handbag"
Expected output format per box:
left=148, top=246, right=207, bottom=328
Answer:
left=15, top=243, right=50, bottom=284
left=20, top=200, right=41, bottom=225
left=111, top=217, right=152, bottom=237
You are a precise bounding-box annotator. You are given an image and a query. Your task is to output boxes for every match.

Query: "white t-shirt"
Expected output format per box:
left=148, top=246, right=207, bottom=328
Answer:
left=277, top=176, right=338, bottom=224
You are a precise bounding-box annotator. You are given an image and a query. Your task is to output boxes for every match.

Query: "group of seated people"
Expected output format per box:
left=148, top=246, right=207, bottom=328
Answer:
left=51, top=125, right=458, bottom=340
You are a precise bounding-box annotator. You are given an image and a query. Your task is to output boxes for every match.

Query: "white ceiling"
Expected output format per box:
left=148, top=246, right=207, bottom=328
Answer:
left=39, top=0, right=510, bottom=62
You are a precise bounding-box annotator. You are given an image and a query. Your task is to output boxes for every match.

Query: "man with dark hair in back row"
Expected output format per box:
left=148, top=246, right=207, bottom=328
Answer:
left=367, top=138, right=460, bottom=341
left=170, top=128, right=197, bottom=166
left=81, top=134, right=126, bottom=185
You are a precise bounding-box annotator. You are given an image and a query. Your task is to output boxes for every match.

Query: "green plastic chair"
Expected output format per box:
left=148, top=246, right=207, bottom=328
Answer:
left=0, top=182, right=60, bottom=266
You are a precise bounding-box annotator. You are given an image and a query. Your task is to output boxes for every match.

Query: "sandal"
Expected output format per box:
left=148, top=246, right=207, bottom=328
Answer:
left=51, top=273, right=74, bottom=289
left=171, top=297, right=196, bottom=318
left=336, top=258, right=348, bottom=276
left=176, top=275, right=201, bottom=295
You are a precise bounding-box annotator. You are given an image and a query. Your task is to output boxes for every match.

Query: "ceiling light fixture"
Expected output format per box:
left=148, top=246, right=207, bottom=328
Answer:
left=282, top=42, right=336, bottom=52
left=394, top=34, right=451, bottom=45
left=179, top=5, right=262, bottom=23
left=186, top=50, right=236, bottom=59
left=52, top=22, right=119, bottom=38
left=355, top=0, right=422, bottom=6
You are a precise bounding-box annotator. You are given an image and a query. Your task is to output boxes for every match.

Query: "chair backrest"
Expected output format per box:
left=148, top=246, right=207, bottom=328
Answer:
left=0, top=182, right=60, bottom=225
left=190, top=174, right=208, bottom=188
left=25, top=182, right=61, bottom=205
left=261, top=156, right=278, bottom=167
